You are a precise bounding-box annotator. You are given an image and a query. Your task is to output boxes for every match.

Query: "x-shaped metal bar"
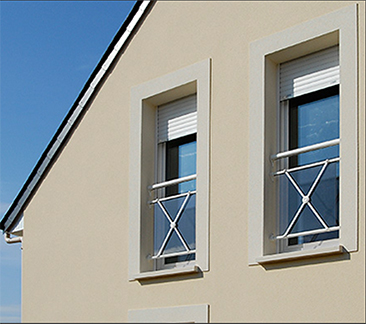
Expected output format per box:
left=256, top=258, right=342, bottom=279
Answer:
left=277, top=160, right=330, bottom=239
left=155, top=192, right=192, bottom=258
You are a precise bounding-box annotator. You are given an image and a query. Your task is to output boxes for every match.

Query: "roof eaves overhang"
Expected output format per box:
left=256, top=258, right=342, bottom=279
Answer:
left=0, top=0, right=153, bottom=234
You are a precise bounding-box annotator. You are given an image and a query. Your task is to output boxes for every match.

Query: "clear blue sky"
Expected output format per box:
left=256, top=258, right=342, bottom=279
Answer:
left=0, top=1, right=136, bottom=322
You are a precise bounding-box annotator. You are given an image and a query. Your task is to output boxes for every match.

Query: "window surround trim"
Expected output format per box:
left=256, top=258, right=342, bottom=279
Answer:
left=248, top=4, right=358, bottom=265
left=128, top=304, right=210, bottom=323
left=129, top=59, right=211, bottom=280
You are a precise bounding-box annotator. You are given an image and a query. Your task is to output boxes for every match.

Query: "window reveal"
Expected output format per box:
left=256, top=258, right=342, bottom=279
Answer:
left=149, top=96, right=197, bottom=269
left=272, top=47, right=340, bottom=252
left=276, top=86, right=340, bottom=249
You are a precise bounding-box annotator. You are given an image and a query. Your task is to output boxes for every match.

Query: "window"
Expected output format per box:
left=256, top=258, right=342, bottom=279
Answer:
left=273, top=46, right=340, bottom=253
left=248, top=5, right=358, bottom=264
left=152, top=96, right=197, bottom=270
left=129, top=59, right=210, bottom=280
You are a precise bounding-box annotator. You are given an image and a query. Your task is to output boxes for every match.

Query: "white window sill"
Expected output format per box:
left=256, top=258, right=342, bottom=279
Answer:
left=130, top=265, right=200, bottom=281
left=255, top=245, right=346, bottom=265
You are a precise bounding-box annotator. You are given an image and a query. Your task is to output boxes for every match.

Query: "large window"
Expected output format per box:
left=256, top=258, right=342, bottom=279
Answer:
left=275, top=84, right=340, bottom=252
left=151, top=96, right=197, bottom=269
left=129, top=59, right=210, bottom=280
left=270, top=47, right=341, bottom=253
left=248, top=5, right=358, bottom=264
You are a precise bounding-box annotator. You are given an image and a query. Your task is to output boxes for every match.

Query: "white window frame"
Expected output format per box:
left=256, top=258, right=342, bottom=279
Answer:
left=129, top=59, right=211, bottom=280
left=128, top=304, right=209, bottom=323
left=153, top=115, right=197, bottom=270
left=248, top=5, right=358, bottom=264
left=276, top=83, right=340, bottom=253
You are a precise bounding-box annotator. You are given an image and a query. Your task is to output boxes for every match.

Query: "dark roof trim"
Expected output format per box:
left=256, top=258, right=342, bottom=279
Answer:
left=0, top=0, right=153, bottom=233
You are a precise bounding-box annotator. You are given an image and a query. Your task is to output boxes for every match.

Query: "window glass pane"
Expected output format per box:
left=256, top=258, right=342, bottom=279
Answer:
left=155, top=133, right=196, bottom=261
left=297, top=94, right=339, bottom=167
left=290, top=92, right=339, bottom=167
left=176, top=194, right=196, bottom=250
left=296, top=94, right=339, bottom=148
left=154, top=204, right=170, bottom=256
left=178, top=140, right=196, bottom=193
left=280, top=88, right=340, bottom=247
left=296, top=145, right=339, bottom=166
left=311, top=162, right=339, bottom=228
left=166, top=134, right=196, bottom=196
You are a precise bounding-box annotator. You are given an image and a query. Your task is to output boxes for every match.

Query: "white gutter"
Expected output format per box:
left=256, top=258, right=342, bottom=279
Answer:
left=4, top=232, right=22, bottom=244
left=1, top=0, right=152, bottom=240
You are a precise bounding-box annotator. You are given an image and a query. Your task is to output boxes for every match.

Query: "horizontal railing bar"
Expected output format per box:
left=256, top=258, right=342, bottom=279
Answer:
left=272, top=157, right=340, bottom=176
left=149, top=191, right=196, bottom=205
left=150, top=249, right=196, bottom=260
left=148, top=174, right=197, bottom=191
left=271, top=138, right=340, bottom=161
left=272, top=226, right=340, bottom=240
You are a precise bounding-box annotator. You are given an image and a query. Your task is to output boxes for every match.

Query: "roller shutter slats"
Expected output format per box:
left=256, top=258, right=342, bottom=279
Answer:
left=280, top=46, right=339, bottom=100
left=157, top=95, right=197, bottom=142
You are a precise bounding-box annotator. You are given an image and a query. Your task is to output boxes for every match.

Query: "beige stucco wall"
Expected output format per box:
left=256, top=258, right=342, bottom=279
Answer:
left=22, top=1, right=365, bottom=322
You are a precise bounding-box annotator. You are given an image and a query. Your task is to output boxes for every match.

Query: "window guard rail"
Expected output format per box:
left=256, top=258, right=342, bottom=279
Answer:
left=270, top=138, right=340, bottom=161
left=271, top=226, right=340, bottom=241
left=148, top=174, right=197, bottom=260
left=149, top=249, right=196, bottom=260
left=149, top=191, right=196, bottom=205
left=148, top=174, right=197, bottom=191
left=271, top=140, right=340, bottom=241
left=272, top=157, right=340, bottom=177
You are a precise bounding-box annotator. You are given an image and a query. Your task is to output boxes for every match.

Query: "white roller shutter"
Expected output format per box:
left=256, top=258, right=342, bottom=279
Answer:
left=157, top=94, right=197, bottom=142
left=280, top=45, right=339, bottom=100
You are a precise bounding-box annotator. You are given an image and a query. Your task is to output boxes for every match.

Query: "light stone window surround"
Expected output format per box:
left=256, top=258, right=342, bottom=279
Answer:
left=129, top=59, right=211, bottom=280
left=248, top=4, right=358, bottom=265
left=128, top=304, right=209, bottom=323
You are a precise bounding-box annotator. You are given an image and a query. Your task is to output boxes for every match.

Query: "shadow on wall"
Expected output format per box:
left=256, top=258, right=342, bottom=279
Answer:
left=261, top=248, right=350, bottom=271
left=138, top=268, right=204, bottom=286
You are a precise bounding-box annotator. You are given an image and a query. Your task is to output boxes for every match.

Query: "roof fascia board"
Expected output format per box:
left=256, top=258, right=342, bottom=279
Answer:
left=0, top=0, right=153, bottom=233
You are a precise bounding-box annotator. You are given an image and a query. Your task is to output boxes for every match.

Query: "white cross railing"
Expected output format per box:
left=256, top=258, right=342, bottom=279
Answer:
left=149, top=174, right=196, bottom=259
left=271, top=140, right=340, bottom=241
left=271, top=138, right=340, bottom=161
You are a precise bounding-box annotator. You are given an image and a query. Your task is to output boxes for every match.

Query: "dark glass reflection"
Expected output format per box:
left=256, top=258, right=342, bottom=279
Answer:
left=154, top=134, right=197, bottom=262
left=282, top=86, right=339, bottom=245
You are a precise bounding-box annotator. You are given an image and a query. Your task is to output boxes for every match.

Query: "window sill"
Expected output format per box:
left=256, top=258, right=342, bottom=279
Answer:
left=255, top=245, right=346, bottom=265
left=130, top=265, right=200, bottom=281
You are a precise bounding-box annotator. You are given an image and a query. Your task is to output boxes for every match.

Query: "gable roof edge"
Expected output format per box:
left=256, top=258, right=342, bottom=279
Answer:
left=0, top=0, right=153, bottom=234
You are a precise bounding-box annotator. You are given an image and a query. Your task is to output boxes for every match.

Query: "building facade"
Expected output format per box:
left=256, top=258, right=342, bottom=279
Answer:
left=1, top=1, right=365, bottom=322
